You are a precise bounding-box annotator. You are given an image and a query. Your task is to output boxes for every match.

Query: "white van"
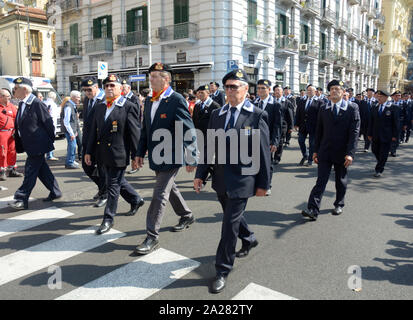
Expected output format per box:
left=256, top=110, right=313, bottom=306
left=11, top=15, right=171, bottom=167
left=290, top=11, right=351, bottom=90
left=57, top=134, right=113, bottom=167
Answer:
left=0, top=75, right=64, bottom=137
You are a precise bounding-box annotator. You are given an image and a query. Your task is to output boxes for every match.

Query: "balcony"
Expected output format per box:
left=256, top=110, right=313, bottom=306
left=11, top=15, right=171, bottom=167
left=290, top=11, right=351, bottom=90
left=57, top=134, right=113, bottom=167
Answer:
left=360, top=0, right=369, bottom=13
left=334, top=55, right=349, bottom=69
left=336, top=18, right=348, bottom=33
left=57, top=43, right=82, bottom=59
left=320, top=7, right=335, bottom=26
left=374, top=12, right=385, bottom=26
left=117, top=31, right=148, bottom=49
left=274, top=35, right=299, bottom=56
left=157, top=22, right=198, bottom=46
left=85, top=38, right=113, bottom=55
left=367, top=7, right=375, bottom=19
left=279, top=0, right=300, bottom=6
left=301, top=0, right=320, bottom=17
left=47, top=0, right=82, bottom=12
left=244, top=25, right=273, bottom=50
left=299, top=43, right=319, bottom=61
left=349, top=27, right=360, bottom=40
left=373, top=42, right=384, bottom=53
left=319, top=49, right=335, bottom=66
left=367, top=37, right=376, bottom=48
left=348, top=0, right=360, bottom=5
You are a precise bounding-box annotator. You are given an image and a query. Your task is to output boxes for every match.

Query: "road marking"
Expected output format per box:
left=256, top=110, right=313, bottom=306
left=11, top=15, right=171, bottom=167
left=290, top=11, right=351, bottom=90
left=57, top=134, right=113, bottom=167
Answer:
left=57, top=248, right=201, bottom=300
left=0, top=226, right=125, bottom=286
left=232, top=283, right=298, bottom=300
left=0, top=207, right=74, bottom=239
left=0, top=196, right=35, bottom=210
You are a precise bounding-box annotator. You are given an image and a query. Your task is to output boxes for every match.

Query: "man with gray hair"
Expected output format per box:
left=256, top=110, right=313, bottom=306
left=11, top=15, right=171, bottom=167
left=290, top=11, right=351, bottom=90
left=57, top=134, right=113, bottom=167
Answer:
left=62, top=91, right=81, bottom=169
left=45, top=91, right=59, bottom=161
left=9, top=77, right=61, bottom=210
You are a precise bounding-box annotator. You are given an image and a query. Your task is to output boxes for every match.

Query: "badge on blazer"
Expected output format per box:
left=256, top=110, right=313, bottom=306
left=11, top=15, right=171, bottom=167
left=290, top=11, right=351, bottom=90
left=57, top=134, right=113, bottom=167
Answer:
left=112, top=120, right=118, bottom=132
left=385, top=110, right=391, bottom=116
left=160, top=113, right=167, bottom=119
left=244, top=126, right=251, bottom=136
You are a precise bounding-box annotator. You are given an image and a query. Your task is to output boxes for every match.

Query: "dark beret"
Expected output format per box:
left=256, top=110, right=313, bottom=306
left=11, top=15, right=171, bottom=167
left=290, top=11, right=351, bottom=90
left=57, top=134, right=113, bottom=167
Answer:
left=209, top=82, right=220, bottom=87
left=148, top=62, right=172, bottom=74
left=306, top=84, right=313, bottom=89
left=327, top=80, right=345, bottom=91
left=283, top=86, right=290, bottom=90
left=316, top=87, right=323, bottom=91
left=102, top=74, right=121, bottom=85
left=222, top=69, right=249, bottom=85
left=366, top=88, right=375, bottom=92
left=376, top=90, right=390, bottom=97
left=121, top=78, right=131, bottom=86
left=13, top=77, right=33, bottom=87
left=197, top=84, right=210, bottom=91
left=391, top=90, right=402, bottom=96
left=257, top=79, right=272, bottom=87
left=81, top=76, right=98, bottom=87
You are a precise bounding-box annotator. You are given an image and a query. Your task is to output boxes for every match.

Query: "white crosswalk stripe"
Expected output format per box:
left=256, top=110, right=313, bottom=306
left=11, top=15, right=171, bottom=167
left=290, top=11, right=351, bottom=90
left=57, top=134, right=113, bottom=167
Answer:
left=56, top=248, right=201, bottom=300
left=0, top=207, right=73, bottom=239
left=232, top=282, right=298, bottom=300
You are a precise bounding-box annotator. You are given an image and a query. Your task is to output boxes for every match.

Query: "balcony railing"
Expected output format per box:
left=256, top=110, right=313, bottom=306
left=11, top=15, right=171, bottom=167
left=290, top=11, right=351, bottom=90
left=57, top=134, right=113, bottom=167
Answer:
left=301, top=0, right=320, bottom=17
left=58, top=44, right=82, bottom=57
left=334, top=55, right=349, bottom=68
left=274, top=35, right=299, bottom=55
left=47, top=0, right=81, bottom=12
left=157, top=22, right=198, bottom=43
left=85, top=38, right=113, bottom=54
left=245, top=25, right=272, bottom=49
left=351, top=27, right=361, bottom=38
left=348, top=0, right=360, bottom=5
left=374, top=11, right=385, bottom=26
left=360, top=0, right=369, bottom=13
left=299, top=44, right=319, bottom=60
left=319, top=49, right=335, bottom=64
left=336, top=18, right=348, bottom=33
left=117, top=30, right=148, bottom=47
left=320, top=7, right=335, bottom=25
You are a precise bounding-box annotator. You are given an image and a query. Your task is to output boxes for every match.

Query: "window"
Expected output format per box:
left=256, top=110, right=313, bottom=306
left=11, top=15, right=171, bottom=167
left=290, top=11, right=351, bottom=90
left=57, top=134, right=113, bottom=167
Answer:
left=248, top=0, right=257, bottom=25
left=301, top=25, right=309, bottom=44
left=249, top=54, right=255, bottom=65
left=93, top=16, right=112, bottom=39
left=278, top=14, right=288, bottom=35
left=70, top=24, right=79, bottom=55
left=174, top=0, right=189, bottom=24
left=127, top=6, right=148, bottom=33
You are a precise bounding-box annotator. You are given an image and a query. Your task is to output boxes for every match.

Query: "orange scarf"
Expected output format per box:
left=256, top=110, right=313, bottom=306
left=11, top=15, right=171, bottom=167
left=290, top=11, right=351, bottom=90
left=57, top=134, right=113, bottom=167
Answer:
left=151, top=87, right=168, bottom=102
left=106, top=96, right=120, bottom=109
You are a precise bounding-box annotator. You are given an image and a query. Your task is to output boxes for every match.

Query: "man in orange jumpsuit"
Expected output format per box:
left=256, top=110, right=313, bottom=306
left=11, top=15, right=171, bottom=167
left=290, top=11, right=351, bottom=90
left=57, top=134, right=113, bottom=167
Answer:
left=0, top=88, right=23, bottom=180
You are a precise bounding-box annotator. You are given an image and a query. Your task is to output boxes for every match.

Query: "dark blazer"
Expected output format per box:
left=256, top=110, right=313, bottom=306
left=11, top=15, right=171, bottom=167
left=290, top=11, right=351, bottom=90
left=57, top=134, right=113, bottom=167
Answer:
left=192, top=97, right=220, bottom=135
left=314, top=100, right=360, bottom=163
left=406, top=101, right=413, bottom=127
left=295, top=96, right=323, bottom=134
left=125, top=91, right=140, bottom=108
left=137, top=88, right=198, bottom=171
left=368, top=102, right=399, bottom=143
left=358, top=99, right=376, bottom=130
left=274, top=97, right=294, bottom=134
left=82, top=89, right=105, bottom=148
left=14, top=94, right=55, bottom=155
left=210, top=90, right=226, bottom=107
left=195, top=99, right=271, bottom=199
left=285, top=95, right=297, bottom=115
left=253, top=96, right=281, bottom=146
left=86, top=96, right=141, bottom=167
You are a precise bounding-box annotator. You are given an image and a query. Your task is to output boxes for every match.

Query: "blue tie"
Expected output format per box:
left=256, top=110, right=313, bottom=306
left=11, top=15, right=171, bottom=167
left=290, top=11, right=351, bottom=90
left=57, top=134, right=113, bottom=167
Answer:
left=226, top=107, right=237, bottom=131
left=379, top=104, right=383, bottom=115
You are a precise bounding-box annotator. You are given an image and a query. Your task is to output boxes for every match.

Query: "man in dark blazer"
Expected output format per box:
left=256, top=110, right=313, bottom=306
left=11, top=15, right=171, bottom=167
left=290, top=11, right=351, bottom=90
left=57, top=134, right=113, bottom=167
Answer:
left=283, top=86, right=296, bottom=146
left=135, top=63, right=198, bottom=255
left=253, top=79, right=281, bottom=195
left=402, top=92, right=412, bottom=143
left=81, top=76, right=107, bottom=207
left=358, top=88, right=377, bottom=152
left=121, top=79, right=140, bottom=108
left=368, top=90, right=399, bottom=177
left=210, top=82, right=226, bottom=107
left=295, top=84, right=323, bottom=166
left=9, top=77, right=62, bottom=210
left=194, top=69, right=271, bottom=294
left=389, top=90, right=405, bottom=156
left=85, top=74, right=144, bottom=235
left=301, top=80, right=360, bottom=220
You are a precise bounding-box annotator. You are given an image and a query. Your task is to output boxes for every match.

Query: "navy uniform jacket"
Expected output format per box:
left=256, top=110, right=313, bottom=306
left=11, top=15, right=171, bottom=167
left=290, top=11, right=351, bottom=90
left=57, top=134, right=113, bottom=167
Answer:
left=195, top=99, right=271, bottom=199
left=295, top=96, right=323, bottom=134
left=86, top=96, right=141, bottom=167
left=137, top=88, right=198, bottom=171
left=358, top=99, right=376, bottom=130
left=14, top=94, right=55, bottom=155
left=274, top=97, right=294, bottom=135
left=368, top=102, right=399, bottom=143
left=192, top=97, right=220, bottom=135
left=392, top=101, right=406, bottom=125
left=125, top=91, right=140, bottom=108
left=82, top=89, right=105, bottom=148
left=314, top=100, right=360, bottom=163
left=253, top=95, right=281, bottom=146
left=210, top=90, right=226, bottom=107
left=406, top=100, right=413, bottom=127
left=285, top=95, right=297, bottom=115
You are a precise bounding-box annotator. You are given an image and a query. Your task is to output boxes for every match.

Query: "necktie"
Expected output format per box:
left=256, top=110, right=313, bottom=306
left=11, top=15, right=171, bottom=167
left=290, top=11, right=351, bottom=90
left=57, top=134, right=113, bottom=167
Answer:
left=87, top=99, right=93, bottom=116
left=225, top=107, right=237, bottom=131
left=258, top=101, right=264, bottom=110
left=334, top=104, right=339, bottom=116
left=305, top=98, right=311, bottom=110
left=379, top=104, right=383, bottom=115
left=18, top=101, right=24, bottom=122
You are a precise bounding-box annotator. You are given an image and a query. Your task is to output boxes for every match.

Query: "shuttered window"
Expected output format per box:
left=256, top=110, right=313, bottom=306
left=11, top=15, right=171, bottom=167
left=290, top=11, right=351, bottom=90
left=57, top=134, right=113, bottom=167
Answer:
left=93, top=15, right=112, bottom=39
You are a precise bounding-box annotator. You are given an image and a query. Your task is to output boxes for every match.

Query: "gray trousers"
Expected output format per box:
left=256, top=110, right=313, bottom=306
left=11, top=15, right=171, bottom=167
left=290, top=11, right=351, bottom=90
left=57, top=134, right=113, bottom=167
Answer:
left=146, top=168, right=192, bottom=239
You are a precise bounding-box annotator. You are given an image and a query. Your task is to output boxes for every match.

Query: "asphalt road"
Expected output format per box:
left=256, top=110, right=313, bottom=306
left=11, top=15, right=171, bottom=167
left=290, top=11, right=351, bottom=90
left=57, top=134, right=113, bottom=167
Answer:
left=0, top=133, right=412, bottom=300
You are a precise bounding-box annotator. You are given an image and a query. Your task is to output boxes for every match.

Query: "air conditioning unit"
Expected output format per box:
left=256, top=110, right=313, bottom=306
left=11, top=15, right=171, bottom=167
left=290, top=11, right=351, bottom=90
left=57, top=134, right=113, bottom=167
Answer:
left=299, top=43, right=308, bottom=51
left=299, top=73, right=309, bottom=84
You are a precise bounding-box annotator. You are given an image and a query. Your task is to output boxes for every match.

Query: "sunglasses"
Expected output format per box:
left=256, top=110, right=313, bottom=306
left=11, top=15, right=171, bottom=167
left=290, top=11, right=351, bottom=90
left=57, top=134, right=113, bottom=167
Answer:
left=224, top=84, right=244, bottom=91
left=104, top=83, right=116, bottom=88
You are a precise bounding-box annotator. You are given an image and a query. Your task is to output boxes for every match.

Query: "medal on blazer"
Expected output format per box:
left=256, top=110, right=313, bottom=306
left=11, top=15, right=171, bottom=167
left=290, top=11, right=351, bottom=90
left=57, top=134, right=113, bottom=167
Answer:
left=112, top=120, right=118, bottom=132
left=160, top=114, right=167, bottom=119
left=244, top=126, right=251, bottom=136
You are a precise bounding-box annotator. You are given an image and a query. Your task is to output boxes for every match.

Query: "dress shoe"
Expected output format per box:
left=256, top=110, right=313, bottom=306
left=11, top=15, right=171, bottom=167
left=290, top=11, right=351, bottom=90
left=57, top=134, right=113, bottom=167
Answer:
left=332, top=206, right=343, bottom=215
left=210, top=275, right=226, bottom=294
left=301, top=208, right=318, bottom=221
left=0, top=171, right=6, bottom=181
left=299, top=157, right=306, bottom=166
left=65, top=164, right=79, bottom=169
left=127, top=168, right=139, bottom=174
left=93, top=192, right=100, bottom=200
left=390, top=153, right=397, bottom=157
left=236, top=240, right=258, bottom=258
left=94, top=197, right=107, bottom=208
left=8, top=169, right=23, bottom=177
left=43, top=193, right=62, bottom=202
left=305, top=161, right=313, bottom=167
left=265, top=189, right=271, bottom=196
left=374, top=172, right=381, bottom=178
left=134, top=237, right=160, bottom=255
left=125, top=199, right=145, bottom=216
left=172, top=215, right=195, bottom=232
left=48, top=157, right=59, bottom=161
left=9, top=200, right=28, bottom=210
left=95, top=221, right=114, bottom=235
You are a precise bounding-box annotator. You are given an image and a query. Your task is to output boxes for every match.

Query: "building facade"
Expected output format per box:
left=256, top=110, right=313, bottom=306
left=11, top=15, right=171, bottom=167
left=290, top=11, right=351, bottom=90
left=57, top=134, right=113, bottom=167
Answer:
left=0, top=0, right=56, bottom=82
left=377, top=0, right=413, bottom=92
left=49, top=0, right=383, bottom=95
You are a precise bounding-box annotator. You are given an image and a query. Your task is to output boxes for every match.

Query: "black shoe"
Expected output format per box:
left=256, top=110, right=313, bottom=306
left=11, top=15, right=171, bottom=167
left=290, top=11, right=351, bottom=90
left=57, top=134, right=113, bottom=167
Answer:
left=134, top=237, right=160, bottom=255
left=93, top=192, right=100, bottom=200
left=9, top=200, right=28, bottom=210
left=8, top=169, right=23, bottom=178
left=236, top=240, right=258, bottom=258
left=125, top=199, right=145, bottom=216
left=301, top=208, right=318, bottom=221
left=305, top=161, right=313, bottom=167
left=94, top=197, right=107, bottom=208
left=43, top=193, right=62, bottom=202
left=332, top=206, right=343, bottom=215
left=0, top=171, right=6, bottom=181
left=390, top=153, right=397, bottom=157
left=374, top=172, right=382, bottom=178
left=299, top=157, right=306, bottom=166
left=95, top=221, right=114, bottom=235
left=210, top=275, right=226, bottom=294
left=172, top=215, right=195, bottom=232
left=65, top=164, right=80, bottom=169
left=127, top=168, right=139, bottom=174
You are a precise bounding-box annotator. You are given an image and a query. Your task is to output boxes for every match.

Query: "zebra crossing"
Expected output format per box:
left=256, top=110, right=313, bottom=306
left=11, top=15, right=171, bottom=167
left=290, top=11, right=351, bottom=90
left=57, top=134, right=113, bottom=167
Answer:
left=0, top=196, right=297, bottom=300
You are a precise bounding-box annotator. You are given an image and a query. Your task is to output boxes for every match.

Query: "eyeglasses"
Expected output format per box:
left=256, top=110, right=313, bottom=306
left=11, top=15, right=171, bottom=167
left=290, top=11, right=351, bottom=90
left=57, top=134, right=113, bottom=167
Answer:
left=82, top=88, right=93, bottom=92
left=104, top=83, right=116, bottom=88
left=224, top=84, right=245, bottom=91
left=257, top=86, right=268, bottom=90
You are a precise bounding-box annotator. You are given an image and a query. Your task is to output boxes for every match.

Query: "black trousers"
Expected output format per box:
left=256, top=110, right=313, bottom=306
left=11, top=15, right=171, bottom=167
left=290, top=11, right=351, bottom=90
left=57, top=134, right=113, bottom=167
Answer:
left=14, top=154, right=61, bottom=203
left=274, top=132, right=286, bottom=163
left=215, top=194, right=255, bottom=276
left=372, top=141, right=391, bottom=174
left=390, top=126, right=402, bottom=154
left=76, top=132, right=82, bottom=160
left=103, top=166, right=142, bottom=223
left=308, top=160, right=348, bottom=212
left=82, top=151, right=107, bottom=198
left=360, top=127, right=371, bottom=150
